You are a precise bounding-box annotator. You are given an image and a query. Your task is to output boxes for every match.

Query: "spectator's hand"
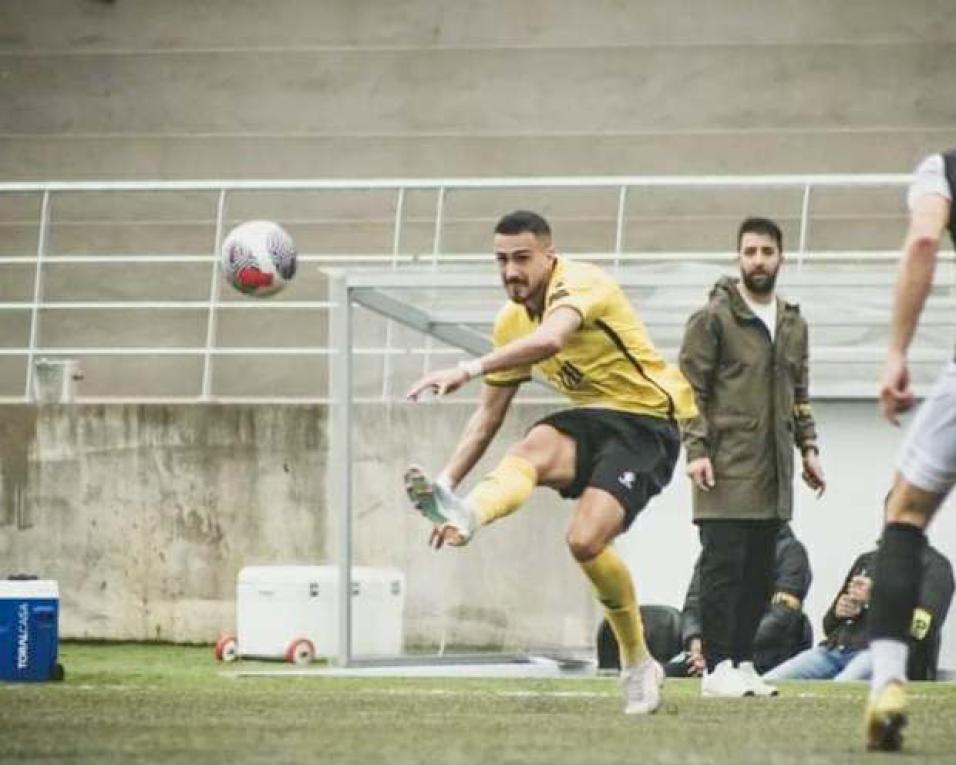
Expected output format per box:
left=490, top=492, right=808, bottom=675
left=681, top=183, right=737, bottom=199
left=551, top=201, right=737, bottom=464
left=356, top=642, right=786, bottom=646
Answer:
left=406, top=366, right=470, bottom=401
left=879, top=351, right=915, bottom=426
left=687, top=637, right=705, bottom=677
left=686, top=457, right=715, bottom=491
left=801, top=452, right=826, bottom=497
left=848, top=575, right=872, bottom=606
left=835, top=593, right=862, bottom=619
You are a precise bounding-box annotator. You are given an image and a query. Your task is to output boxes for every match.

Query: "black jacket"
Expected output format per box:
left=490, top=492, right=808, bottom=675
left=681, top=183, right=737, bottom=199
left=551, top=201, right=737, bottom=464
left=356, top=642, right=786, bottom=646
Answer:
left=822, top=545, right=954, bottom=679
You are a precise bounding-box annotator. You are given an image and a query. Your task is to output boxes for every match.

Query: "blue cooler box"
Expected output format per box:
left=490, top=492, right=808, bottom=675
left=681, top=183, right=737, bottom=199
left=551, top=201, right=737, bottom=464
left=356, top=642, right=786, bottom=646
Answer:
left=0, top=579, right=60, bottom=682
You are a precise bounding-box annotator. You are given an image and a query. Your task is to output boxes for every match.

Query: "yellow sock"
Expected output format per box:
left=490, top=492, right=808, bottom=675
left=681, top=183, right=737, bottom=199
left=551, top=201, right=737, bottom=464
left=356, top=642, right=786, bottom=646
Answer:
left=579, top=547, right=648, bottom=667
left=466, top=454, right=537, bottom=526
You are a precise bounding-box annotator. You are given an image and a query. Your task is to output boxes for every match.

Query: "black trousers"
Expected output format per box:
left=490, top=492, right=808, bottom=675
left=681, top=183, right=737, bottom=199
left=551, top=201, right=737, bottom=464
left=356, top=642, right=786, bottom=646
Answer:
left=698, top=519, right=780, bottom=671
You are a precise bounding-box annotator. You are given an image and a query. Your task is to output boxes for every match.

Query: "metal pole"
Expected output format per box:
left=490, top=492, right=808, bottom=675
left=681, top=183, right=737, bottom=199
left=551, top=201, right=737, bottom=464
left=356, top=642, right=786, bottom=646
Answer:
left=24, top=191, right=52, bottom=401
left=201, top=190, right=227, bottom=400
left=330, top=273, right=354, bottom=667
left=381, top=187, right=406, bottom=401
left=797, top=183, right=812, bottom=271
left=613, top=186, right=628, bottom=271
left=422, top=186, right=446, bottom=375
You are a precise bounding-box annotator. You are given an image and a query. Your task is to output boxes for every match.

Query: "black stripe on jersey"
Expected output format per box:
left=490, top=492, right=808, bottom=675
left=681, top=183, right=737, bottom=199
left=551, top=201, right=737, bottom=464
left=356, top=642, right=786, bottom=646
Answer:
left=485, top=376, right=531, bottom=387
left=594, top=318, right=675, bottom=420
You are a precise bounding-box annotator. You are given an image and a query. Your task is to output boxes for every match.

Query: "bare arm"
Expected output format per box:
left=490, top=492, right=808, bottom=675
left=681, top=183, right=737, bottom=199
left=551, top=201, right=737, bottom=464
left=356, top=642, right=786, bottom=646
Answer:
left=880, top=194, right=951, bottom=424
left=405, top=307, right=582, bottom=400
left=440, top=383, right=518, bottom=488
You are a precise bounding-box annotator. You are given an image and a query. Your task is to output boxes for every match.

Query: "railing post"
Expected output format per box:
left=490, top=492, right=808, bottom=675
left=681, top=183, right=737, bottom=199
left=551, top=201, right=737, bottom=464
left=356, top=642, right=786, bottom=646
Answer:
left=422, top=186, right=446, bottom=376
left=797, top=183, right=812, bottom=271
left=381, top=187, right=406, bottom=402
left=24, top=190, right=52, bottom=402
left=201, top=189, right=228, bottom=400
left=613, top=185, right=628, bottom=271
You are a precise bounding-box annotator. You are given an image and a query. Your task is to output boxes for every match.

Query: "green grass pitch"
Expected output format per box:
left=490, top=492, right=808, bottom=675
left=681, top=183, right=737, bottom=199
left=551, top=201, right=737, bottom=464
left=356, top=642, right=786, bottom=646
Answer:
left=2, top=643, right=956, bottom=764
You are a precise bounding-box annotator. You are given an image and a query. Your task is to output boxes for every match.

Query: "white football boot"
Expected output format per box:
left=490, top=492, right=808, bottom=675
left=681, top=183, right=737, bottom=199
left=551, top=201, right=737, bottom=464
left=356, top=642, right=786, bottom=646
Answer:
left=737, top=660, right=779, bottom=697
left=701, top=659, right=755, bottom=697
left=403, top=465, right=477, bottom=545
left=620, top=657, right=664, bottom=715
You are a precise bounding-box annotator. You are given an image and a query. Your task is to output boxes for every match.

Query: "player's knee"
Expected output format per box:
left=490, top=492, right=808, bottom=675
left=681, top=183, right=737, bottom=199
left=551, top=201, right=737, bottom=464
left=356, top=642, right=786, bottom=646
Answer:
left=565, top=528, right=605, bottom=562
left=885, top=504, right=933, bottom=527
left=885, top=481, right=939, bottom=526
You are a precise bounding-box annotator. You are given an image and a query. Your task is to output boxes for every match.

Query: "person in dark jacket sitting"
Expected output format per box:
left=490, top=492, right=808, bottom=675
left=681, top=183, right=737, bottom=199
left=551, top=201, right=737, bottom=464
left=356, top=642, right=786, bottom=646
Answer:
left=665, top=523, right=813, bottom=677
left=763, top=543, right=953, bottom=682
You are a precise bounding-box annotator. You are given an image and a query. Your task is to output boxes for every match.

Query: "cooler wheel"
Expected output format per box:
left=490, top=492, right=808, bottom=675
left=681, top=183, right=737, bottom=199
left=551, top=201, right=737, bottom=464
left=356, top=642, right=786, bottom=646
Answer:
left=214, top=633, right=239, bottom=662
left=285, top=637, right=316, bottom=665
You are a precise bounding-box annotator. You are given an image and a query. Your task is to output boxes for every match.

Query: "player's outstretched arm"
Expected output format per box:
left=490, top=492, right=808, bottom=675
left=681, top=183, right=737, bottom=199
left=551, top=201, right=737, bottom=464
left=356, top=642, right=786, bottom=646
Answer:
left=404, top=307, right=581, bottom=401
left=880, top=195, right=950, bottom=424
left=439, top=382, right=519, bottom=489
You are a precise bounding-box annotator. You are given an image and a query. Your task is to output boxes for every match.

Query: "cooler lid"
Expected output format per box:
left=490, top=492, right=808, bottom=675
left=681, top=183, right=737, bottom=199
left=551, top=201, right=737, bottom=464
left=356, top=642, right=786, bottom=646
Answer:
left=237, top=565, right=404, bottom=586
left=238, top=565, right=338, bottom=585
left=0, top=579, right=59, bottom=598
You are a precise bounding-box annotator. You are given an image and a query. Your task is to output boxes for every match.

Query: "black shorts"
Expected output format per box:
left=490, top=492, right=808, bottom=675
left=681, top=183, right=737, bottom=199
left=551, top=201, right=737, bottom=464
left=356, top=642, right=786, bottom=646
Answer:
left=533, top=408, right=680, bottom=531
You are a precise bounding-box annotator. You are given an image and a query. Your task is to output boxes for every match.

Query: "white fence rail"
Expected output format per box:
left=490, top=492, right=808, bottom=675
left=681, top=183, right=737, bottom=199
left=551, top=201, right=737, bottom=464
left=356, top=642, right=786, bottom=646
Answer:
left=0, top=174, right=920, bottom=403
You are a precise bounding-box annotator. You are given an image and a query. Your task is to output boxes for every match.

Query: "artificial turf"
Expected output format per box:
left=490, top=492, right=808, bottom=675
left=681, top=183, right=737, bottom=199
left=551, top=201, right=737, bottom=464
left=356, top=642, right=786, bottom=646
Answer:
left=1, top=643, right=955, bottom=764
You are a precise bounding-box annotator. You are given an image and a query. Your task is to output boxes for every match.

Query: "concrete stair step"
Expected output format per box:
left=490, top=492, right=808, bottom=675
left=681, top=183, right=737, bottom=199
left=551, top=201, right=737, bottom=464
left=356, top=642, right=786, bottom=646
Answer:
left=3, top=130, right=952, bottom=181
left=3, top=0, right=953, bottom=51
left=3, top=45, right=954, bottom=134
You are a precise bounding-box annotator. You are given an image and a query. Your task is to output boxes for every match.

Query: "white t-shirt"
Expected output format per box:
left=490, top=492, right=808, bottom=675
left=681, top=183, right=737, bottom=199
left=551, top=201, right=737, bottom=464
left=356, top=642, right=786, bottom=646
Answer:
left=907, top=154, right=953, bottom=211
left=739, top=287, right=777, bottom=341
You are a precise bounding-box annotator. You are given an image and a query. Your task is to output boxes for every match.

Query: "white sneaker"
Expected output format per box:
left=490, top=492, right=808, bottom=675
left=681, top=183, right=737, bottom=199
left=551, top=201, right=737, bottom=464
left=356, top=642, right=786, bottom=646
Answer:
left=701, top=659, right=755, bottom=698
left=403, top=465, right=477, bottom=545
left=620, top=658, right=664, bottom=715
left=737, top=661, right=779, bottom=697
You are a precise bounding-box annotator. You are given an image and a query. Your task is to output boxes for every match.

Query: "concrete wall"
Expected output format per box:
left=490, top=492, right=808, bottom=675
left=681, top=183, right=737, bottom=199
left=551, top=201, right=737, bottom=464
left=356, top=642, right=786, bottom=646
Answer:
left=350, top=401, right=597, bottom=651
left=0, top=401, right=596, bottom=650
left=0, top=405, right=328, bottom=642
left=4, top=397, right=956, bottom=669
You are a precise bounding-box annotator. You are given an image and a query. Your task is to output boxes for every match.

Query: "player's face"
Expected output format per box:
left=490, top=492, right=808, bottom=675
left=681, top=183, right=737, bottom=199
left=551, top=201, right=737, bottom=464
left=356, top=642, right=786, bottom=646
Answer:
left=738, top=232, right=782, bottom=295
left=493, top=231, right=555, bottom=306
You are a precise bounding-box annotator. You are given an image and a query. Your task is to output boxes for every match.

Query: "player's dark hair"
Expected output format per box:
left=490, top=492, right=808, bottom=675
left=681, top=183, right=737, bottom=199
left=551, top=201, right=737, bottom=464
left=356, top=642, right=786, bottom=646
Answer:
left=494, top=210, right=552, bottom=240
left=737, top=217, right=783, bottom=251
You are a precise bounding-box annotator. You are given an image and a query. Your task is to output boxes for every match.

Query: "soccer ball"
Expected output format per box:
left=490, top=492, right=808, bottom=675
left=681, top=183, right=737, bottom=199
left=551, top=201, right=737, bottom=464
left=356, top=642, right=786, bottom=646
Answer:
left=220, top=220, right=298, bottom=297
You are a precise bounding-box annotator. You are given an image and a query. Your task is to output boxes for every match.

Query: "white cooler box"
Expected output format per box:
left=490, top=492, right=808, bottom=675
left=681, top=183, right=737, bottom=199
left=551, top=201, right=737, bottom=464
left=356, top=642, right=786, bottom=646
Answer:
left=235, top=565, right=404, bottom=661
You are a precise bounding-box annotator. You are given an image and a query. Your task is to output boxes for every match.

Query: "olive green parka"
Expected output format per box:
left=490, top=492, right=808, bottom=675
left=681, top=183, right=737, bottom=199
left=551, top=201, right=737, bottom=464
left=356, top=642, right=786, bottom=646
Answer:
left=678, top=276, right=818, bottom=521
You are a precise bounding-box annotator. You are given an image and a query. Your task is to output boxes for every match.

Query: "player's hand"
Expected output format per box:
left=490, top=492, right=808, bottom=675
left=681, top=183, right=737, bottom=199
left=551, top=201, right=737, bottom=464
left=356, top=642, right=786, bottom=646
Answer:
left=428, top=522, right=468, bottom=550
left=686, top=457, right=715, bottom=491
left=801, top=452, right=826, bottom=498
left=405, top=366, right=470, bottom=401
left=879, top=351, right=915, bottom=426
left=835, top=593, right=862, bottom=619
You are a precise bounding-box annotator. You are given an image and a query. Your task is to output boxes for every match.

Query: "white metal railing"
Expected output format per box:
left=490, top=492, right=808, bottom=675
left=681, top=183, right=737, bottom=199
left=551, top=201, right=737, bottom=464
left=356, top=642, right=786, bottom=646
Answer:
left=0, top=174, right=919, bottom=403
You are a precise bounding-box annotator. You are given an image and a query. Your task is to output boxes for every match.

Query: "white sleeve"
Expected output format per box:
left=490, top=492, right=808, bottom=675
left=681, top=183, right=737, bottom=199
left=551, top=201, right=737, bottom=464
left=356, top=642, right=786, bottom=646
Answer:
left=907, top=154, right=951, bottom=211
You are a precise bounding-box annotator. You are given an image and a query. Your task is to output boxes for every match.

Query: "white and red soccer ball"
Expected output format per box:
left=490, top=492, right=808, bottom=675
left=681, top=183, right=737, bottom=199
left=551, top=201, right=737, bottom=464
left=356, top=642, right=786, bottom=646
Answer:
left=220, top=220, right=297, bottom=297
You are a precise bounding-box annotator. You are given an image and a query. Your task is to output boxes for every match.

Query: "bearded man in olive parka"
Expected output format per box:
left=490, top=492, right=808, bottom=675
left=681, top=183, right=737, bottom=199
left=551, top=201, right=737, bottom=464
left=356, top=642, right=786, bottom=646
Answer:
left=679, top=216, right=826, bottom=698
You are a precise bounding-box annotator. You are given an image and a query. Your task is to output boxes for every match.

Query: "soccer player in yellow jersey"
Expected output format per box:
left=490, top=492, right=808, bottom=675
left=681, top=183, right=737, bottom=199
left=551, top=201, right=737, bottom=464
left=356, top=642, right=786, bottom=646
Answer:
left=403, top=210, right=698, bottom=715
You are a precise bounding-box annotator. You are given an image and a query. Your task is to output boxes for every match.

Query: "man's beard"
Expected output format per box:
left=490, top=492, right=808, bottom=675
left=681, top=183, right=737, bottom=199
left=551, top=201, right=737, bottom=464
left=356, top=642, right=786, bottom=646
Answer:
left=504, top=279, right=530, bottom=303
left=742, top=269, right=777, bottom=295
